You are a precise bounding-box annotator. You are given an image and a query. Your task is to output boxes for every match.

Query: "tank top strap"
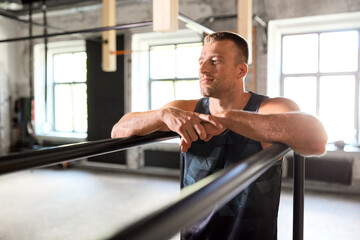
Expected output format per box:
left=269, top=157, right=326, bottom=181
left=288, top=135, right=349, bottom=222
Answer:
left=194, top=97, right=210, bottom=114
left=194, top=92, right=267, bottom=115
left=243, top=92, right=268, bottom=113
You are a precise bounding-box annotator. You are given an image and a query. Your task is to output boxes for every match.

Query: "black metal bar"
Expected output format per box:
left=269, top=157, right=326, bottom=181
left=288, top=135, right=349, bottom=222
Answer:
left=0, top=131, right=178, bottom=175
left=42, top=0, right=48, bottom=122
left=29, top=2, right=34, bottom=99
left=177, top=13, right=215, bottom=34
left=109, top=143, right=291, bottom=240
left=293, top=153, right=305, bottom=240
left=0, top=21, right=153, bottom=43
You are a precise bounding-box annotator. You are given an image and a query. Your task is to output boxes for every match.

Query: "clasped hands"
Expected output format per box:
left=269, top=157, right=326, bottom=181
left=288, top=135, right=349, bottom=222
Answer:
left=162, top=107, right=226, bottom=152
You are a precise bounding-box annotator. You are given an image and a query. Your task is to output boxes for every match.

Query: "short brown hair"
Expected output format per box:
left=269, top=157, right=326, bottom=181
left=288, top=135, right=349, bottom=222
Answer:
left=204, top=31, right=249, bottom=64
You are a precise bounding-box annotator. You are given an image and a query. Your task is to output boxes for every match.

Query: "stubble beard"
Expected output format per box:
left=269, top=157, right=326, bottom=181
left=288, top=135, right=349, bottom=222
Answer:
left=200, top=81, right=224, bottom=98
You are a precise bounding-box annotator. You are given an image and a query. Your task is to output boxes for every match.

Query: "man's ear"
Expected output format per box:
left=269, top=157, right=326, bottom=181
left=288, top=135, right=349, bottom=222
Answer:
left=237, top=63, right=248, bottom=78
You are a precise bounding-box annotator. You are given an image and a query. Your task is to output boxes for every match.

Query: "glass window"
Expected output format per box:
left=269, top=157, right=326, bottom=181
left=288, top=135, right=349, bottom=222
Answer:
left=176, top=43, right=202, bottom=78
left=174, top=80, right=200, bottom=100
left=282, top=34, right=318, bottom=74
left=34, top=40, right=87, bottom=139
left=283, top=77, right=317, bottom=115
left=53, top=52, right=87, bottom=83
left=150, top=81, right=175, bottom=110
left=319, top=31, right=358, bottom=73
left=54, top=84, right=73, bottom=132
left=281, top=30, right=360, bottom=144
left=150, top=45, right=176, bottom=79
left=319, top=76, right=356, bottom=143
left=53, top=52, right=88, bottom=133
left=149, top=42, right=202, bottom=109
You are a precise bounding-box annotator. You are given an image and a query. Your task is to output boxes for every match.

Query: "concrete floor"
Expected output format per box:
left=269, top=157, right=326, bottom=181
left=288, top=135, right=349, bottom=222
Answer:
left=0, top=166, right=359, bottom=240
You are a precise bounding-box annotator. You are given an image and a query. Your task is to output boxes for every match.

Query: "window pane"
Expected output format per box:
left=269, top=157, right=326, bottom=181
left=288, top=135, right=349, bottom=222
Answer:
left=150, top=45, right=176, bottom=79
left=72, top=52, right=87, bottom=82
left=54, top=84, right=73, bottom=132
left=53, top=52, right=87, bottom=83
left=176, top=43, right=202, bottom=78
left=175, top=80, right=201, bottom=100
left=54, top=53, right=73, bottom=83
left=73, top=84, right=87, bottom=133
left=319, top=76, right=355, bottom=143
left=282, top=34, right=318, bottom=74
left=283, top=77, right=317, bottom=115
left=320, top=31, right=358, bottom=73
left=151, top=81, right=175, bottom=109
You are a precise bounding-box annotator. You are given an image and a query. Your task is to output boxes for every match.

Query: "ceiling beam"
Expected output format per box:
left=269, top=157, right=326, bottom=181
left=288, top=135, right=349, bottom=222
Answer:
left=237, top=0, right=252, bottom=42
left=153, top=0, right=178, bottom=32
left=101, top=0, right=116, bottom=72
left=237, top=0, right=252, bottom=63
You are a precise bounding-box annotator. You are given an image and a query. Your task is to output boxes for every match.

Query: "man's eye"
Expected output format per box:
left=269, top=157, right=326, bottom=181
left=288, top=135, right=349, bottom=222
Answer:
left=212, top=59, right=218, bottom=64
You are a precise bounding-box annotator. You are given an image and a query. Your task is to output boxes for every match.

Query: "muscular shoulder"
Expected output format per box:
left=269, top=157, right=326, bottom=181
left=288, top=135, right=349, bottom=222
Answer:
left=162, top=99, right=199, bottom=112
left=259, top=97, right=300, bottom=114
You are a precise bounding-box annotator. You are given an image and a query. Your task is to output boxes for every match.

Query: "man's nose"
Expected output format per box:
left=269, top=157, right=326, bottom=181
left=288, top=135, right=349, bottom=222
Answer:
left=199, top=60, right=210, bottom=74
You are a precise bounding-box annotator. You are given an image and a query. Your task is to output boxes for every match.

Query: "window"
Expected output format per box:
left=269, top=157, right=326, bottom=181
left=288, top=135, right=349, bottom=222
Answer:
left=268, top=12, right=360, bottom=145
left=281, top=30, right=359, bottom=144
left=131, top=29, right=203, bottom=113
left=34, top=40, right=87, bottom=140
left=149, top=43, right=202, bottom=109
left=53, top=52, right=87, bottom=133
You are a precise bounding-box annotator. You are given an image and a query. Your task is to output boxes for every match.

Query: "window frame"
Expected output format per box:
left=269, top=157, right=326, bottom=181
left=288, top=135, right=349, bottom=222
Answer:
left=267, top=12, right=360, bottom=145
left=34, top=40, right=87, bottom=142
left=52, top=51, right=87, bottom=133
left=280, top=30, right=360, bottom=143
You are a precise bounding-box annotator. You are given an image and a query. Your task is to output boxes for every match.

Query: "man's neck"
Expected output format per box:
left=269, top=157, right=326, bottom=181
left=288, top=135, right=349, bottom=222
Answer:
left=209, top=91, right=251, bottom=115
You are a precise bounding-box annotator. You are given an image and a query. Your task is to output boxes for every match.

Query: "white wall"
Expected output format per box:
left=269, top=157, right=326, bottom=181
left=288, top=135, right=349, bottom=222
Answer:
left=0, top=17, right=24, bottom=154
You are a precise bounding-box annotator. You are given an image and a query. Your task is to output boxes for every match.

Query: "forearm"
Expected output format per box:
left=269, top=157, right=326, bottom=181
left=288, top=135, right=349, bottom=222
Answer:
left=111, top=109, right=168, bottom=138
left=215, top=110, right=327, bottom=156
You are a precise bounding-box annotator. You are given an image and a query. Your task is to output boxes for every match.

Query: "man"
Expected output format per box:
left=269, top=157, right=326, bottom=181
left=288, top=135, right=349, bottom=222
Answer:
left=111, top=32, right=327, bottom=239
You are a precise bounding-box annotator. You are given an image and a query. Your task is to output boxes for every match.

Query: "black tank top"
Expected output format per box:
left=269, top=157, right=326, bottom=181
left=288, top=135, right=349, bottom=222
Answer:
left=181, top=92, right=282, bottom=240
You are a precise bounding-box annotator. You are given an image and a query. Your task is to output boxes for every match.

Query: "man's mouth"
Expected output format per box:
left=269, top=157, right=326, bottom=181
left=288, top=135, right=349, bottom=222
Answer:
left=200, top=77, right=214, bottom=83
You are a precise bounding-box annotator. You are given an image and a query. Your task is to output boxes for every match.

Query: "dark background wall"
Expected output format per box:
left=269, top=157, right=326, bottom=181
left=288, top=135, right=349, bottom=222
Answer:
left=86, top=35, right=126, bottom=164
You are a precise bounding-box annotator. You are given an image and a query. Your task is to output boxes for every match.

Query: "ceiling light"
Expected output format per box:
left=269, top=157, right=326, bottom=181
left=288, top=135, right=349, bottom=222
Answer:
left=0, top=0, right=24, bottom=10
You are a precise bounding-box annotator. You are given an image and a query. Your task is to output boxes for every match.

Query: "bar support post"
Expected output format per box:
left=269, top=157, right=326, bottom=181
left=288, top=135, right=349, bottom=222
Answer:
left=293, top=152, right=305, bottom=240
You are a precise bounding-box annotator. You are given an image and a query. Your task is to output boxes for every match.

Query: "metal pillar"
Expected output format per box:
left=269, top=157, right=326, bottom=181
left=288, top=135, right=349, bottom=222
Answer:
left=293, top=152, right=305, bottom=240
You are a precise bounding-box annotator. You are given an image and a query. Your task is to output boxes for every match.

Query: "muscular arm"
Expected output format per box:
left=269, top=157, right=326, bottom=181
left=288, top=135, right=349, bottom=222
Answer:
left=111, top=100, right=225, bottom=152
left=110, top=109, right=169, bottom=138
left=213, top=98, right=328, bottom=156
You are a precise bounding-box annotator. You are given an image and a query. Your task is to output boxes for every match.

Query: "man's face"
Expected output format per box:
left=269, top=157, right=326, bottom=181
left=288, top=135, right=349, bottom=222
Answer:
left=198, top=40, right=240, bottom=98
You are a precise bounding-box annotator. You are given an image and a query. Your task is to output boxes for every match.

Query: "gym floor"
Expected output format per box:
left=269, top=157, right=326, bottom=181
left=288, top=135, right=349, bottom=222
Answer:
left=0, top=166, right=359, bottom=240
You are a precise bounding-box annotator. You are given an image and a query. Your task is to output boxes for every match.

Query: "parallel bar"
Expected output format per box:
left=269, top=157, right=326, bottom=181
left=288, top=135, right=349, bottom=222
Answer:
left=0, top=21, right=153, bottom=43
left=0, top=131, right=178, bottom=175
left=109, top=143, right=290, bottom=240
left=293, top=153, right=305, bottom=240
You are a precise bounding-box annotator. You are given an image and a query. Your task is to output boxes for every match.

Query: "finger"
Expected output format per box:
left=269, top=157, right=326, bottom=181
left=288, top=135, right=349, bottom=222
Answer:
left=178, top=128, right=192, bottom=147
left=204, top=135, right=213, bottom=142
left=192, top=121, right=207, bottom=140
left=180, top=138, right=191, bottom=152
left=184, top=124, right=199, bottom=142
